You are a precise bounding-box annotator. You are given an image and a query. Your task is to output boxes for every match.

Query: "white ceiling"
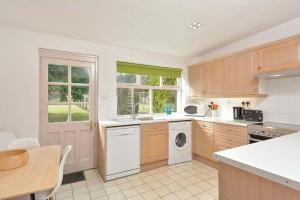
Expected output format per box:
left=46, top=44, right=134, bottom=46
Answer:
left=0, top=0, right=300, bottom=57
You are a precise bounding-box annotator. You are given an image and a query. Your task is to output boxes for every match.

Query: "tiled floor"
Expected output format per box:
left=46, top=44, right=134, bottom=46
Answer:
left=56, top=160, right=219, bottom=200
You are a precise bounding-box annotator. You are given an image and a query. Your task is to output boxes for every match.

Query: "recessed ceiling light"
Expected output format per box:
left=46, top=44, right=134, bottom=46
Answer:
left=187, top=22, right=203, bottom=30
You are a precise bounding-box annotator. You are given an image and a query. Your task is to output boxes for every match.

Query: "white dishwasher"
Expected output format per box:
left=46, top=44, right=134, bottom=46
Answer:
left=106, top=125, right=140, bottom=180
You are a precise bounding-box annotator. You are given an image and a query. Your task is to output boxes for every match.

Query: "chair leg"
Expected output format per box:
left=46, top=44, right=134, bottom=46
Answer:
left=30, top=193, right=35, bottom=200
left=49, top=196, right=56, bottom=200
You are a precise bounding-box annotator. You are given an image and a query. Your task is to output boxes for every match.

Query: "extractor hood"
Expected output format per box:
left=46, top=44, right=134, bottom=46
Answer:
left=255, top=68, right=300, bottom=79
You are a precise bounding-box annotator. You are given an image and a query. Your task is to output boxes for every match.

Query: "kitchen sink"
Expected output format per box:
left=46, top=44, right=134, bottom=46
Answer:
left=113, top=118, right=140, bottom=123
left=136, top=117, right=154, bottom=121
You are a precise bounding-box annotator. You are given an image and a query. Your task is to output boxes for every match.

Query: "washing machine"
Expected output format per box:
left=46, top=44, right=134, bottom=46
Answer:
left=168, top=121, right=192, bottom=165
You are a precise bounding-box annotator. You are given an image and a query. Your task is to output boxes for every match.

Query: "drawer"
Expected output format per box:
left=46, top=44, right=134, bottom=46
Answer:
left=193, top=121, right=214, bottom=131
left=194, top=127, right=214, bottom=136
left=141, top=122, right=168, bottom=132
left=215, top=132, right=247, bottom=146
left=215, top=141, right=234, bottom=151
left=215, top=123, right=247, bottom=137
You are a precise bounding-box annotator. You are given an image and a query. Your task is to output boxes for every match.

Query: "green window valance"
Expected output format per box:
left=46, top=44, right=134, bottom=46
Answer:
left=117, top=61, right=182, bottom=78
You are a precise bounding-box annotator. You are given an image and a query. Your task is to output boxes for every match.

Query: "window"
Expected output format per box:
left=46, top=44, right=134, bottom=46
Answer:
left=47, top=64, right=91, bottom=122
left=116, top=62, right=181, bottom=115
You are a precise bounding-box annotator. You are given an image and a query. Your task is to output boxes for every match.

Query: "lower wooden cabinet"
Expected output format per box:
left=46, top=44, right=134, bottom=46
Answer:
left=193, top=121, right=215, bottom=160
left=141, top=122, right=168, bottom=165
left=214, top=123, right=247, bottom=151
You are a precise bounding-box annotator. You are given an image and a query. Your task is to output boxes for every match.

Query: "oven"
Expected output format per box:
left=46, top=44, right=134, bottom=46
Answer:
left=248, top=122, right=300, bottom=144
left=248, top=133, right=272, bottom=144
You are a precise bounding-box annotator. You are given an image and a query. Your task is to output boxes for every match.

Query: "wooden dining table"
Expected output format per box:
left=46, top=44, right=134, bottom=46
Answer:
left=0, top=145, right=61, bottom=200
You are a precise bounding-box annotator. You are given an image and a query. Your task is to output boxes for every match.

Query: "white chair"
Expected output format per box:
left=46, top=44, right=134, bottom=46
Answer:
left=0, top=132, right=16, bottom=151
left=35, top=145, right=72, bottom=200
left=8, top=138, right=40, bottom=149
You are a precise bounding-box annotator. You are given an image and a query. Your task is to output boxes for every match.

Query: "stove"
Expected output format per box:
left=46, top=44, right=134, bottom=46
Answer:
left=248, top=122, right=300, bottom=143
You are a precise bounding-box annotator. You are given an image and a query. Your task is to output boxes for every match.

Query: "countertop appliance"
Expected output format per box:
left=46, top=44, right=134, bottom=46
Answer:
left=243, top=109, right=263, bottom=122
left=168, top=121, right=192, bottom=165
left=184, top=104, right=206, bottom=117
left=248, top=122, right=300, bottom=144
left=106, top=125, right=140, bottom=180
left=233, top=107, right=244, bottom=120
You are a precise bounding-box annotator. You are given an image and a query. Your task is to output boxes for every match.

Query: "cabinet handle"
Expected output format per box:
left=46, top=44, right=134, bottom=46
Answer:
left=258, top=66, right=262, bottom=71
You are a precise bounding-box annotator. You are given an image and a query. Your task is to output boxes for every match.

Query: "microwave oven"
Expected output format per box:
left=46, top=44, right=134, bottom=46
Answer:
left=184, top=104, right=206, bottom=116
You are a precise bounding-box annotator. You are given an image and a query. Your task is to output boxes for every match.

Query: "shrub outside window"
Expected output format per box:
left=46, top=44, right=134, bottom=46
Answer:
left=117, top=73, right=180, bottom=115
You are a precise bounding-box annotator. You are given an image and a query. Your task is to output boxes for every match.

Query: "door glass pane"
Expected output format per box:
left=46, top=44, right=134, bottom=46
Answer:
left=117, top=88, right=132, bottom=115
left=48, top=85, right=68, bottom=103
left=71, top=86, right=89, bottom=102
left=134, top=89, right=150, bottom=114
left=48, top=105, right=69, bottom=122
left=71, top=105, right=89, bottom=121
left=153, top=89, right=177, bottom=113
left=141, top=75, right=160, bottom=86
left=72, top=67, right=90, bottom=84
left=48, top=64, right=68, bottom=83
left=163, top=77, right=177, bottom=86
left=117, top=73, right=137, bottom=84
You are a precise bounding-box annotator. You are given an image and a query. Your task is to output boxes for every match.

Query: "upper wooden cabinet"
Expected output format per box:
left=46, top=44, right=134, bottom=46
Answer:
left=224, top=50, right=259, bottom=96
left=257, top=37, right=300, bottom=74
left=188, top=65, right=204, bottom=97
left=204, top=60, right=224, bottom=97
left=188, top=60, right=224, bottom=97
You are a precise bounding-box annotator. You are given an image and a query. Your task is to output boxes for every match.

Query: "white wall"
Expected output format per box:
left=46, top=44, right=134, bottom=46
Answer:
left=186, top=16, right=300, bottom=124
left=0, top=27, right=185, bottom=138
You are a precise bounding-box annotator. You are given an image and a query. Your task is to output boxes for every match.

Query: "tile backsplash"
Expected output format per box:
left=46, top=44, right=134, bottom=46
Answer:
left=187, top=76, right=300, bottom=125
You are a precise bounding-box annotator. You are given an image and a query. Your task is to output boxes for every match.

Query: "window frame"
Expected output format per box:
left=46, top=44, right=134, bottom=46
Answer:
left=117, top=74, right=181, bottom=116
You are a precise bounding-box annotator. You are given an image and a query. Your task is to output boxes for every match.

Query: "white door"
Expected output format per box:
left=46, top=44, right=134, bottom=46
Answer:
left=40, top=53, right=96, bottom=174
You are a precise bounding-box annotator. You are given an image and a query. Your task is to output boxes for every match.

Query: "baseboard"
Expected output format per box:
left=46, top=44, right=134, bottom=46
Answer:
left=193, top=154, right=218, bottom=169
left=141, top=160, right=168, bottom=172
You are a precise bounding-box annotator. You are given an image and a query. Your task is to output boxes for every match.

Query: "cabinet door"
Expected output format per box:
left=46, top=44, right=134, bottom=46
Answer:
left=188, top=65, right=204, bottom=97
left=141, top=131, right=168, bottom=165
left=258, top=38, right=300, bottom=73
left=194, top=128, right=214, bottom=159
left=204, top=60, right=224, bottom=97
left=224, top=50, right=259, bottom=96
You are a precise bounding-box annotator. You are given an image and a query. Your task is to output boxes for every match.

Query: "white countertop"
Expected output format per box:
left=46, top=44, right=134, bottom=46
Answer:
left=214, top=132, right=300, bottom=191
left=99, top=115, right=256, bottom=127
left=193, top=117, right=256, bottom=127
left=99, top=115, right=192, bottom=127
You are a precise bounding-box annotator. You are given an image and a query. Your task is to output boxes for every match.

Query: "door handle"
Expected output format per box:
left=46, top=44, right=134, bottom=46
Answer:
left=87, top=121, right=94, bottom=130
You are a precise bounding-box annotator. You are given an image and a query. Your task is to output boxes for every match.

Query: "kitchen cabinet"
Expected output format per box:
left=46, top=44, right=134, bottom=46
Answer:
left=257, top=37, right=300, bottom=74
left=214, top=123, right=247, bottom=151
left=188, top=60, right=224, bottom=97
left=224, top=50, right=259, bottom=96
left=193, top=121, right=214, bottom=160
left=204, top=60, right=224, bottom=97
left=141, top=122, right=168, bottom=165
left=188, top=65, right=204, bottom=97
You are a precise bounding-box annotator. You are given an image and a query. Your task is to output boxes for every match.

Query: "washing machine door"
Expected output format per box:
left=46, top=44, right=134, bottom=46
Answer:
left=174, top=132, right=188, bottom=150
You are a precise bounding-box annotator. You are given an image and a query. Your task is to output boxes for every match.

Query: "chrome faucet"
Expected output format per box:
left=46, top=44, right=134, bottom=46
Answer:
left=131, top=103, right=140, bottom=119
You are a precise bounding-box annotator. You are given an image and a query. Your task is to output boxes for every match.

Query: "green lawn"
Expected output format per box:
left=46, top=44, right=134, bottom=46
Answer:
left=48, top=105, right=89, bottom=122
